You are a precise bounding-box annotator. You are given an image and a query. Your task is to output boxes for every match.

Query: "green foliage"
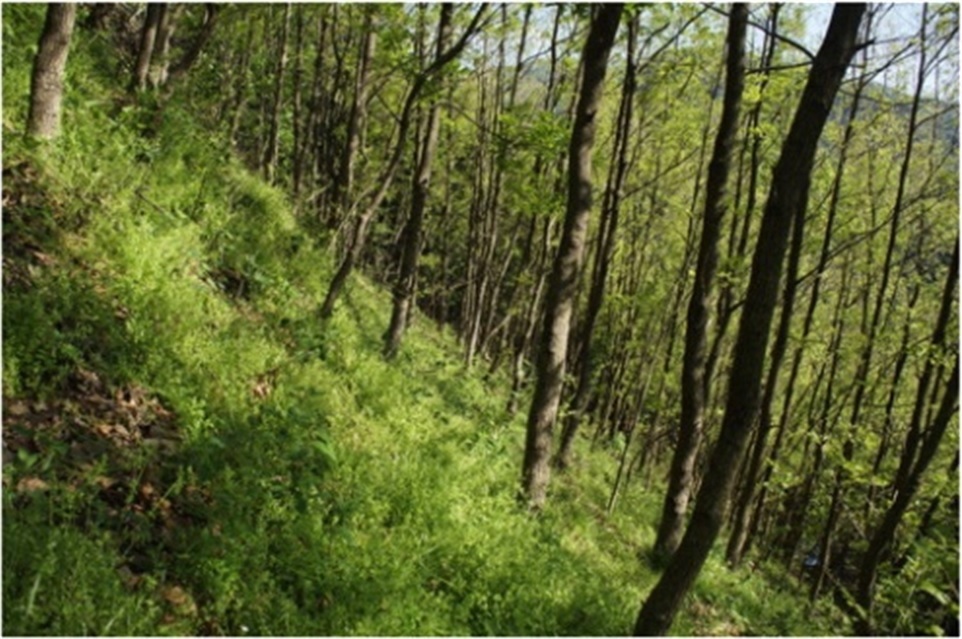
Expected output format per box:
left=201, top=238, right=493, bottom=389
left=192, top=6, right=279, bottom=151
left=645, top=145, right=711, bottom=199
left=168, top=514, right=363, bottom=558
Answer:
left=5, top=3, right=955, bottom=636
left=3, top=493, right=166, bottom=635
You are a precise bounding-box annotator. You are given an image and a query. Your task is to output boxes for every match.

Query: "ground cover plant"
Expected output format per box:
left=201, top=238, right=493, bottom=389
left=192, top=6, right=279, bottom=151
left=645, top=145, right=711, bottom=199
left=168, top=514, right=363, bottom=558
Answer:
left=3, top=3, right=957, bottom=636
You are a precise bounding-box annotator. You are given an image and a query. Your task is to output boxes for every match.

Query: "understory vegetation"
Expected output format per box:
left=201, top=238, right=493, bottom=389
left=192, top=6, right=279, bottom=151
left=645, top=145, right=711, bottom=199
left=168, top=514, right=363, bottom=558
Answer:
left=3, top=3, right=957, bottom=636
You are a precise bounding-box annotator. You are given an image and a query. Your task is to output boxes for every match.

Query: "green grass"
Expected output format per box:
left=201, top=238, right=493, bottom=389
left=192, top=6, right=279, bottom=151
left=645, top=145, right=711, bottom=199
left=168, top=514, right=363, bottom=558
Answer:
left=2, top=5, right=847, bottom=635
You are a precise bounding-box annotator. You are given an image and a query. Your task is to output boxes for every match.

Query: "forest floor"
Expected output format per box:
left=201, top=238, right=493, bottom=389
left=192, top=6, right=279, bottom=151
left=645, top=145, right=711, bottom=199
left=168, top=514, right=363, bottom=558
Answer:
left=2, top=11, right=847, bottom=636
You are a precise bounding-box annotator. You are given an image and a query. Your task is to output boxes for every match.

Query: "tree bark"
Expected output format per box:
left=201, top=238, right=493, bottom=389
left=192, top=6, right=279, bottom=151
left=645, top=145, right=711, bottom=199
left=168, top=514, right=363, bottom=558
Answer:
left=855, top=356, right=959, bottom=634
left=320, top=5, right=488, bottom=319
left=130, top=4, right=162, bottom=93
left=263, top=3, right=291, bottom=185
left=336, top=10, right=376, bottom=211
left=27, top=3, right=77, bottom=139
left=383, top=5, right=452, bottom=359
left=520, top=4, right=623, bottom=510
left=147, top=4, right=178, bottom=89
left=651, top=3, right=747, bottom=562
left=634, top=5, right=864, bottom=634
left=555, top=14, right=639, bottom=472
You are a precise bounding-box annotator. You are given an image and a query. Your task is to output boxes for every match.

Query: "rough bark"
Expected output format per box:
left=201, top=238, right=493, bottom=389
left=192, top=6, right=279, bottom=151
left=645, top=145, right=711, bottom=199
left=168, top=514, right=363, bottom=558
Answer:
left=520, top=4, right=623, bottom=510
left=27, top=3, right=77, bottom=139
left=634, top=5, right=864, bottom=634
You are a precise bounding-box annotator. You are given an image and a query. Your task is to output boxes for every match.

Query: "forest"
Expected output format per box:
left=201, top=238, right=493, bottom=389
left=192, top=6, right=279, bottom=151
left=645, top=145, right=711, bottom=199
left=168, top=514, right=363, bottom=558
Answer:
left=2, top=2, right=959, bottom=636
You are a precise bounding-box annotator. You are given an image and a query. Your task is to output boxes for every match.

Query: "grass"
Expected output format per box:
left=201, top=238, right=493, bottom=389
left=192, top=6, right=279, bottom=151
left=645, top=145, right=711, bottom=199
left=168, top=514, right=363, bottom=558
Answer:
left=2, top=5, right=848, bottom=635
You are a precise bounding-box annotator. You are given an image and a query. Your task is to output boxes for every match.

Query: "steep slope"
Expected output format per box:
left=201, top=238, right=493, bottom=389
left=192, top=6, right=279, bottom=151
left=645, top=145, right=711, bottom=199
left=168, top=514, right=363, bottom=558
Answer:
left=2, top=6, right=845, bottom=636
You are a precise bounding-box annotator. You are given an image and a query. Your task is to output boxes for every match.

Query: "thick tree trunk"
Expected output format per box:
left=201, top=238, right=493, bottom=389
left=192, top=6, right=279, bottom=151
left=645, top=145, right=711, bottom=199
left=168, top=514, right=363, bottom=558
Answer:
left=520, top=4, right=623, bottom=510
left=27, top=3, right=77, bottom=139
left=651, top=4, right=747, bottom=562
left=383, top=5, right=452, bottom=359
left=634, top=5, right=864, bottom=634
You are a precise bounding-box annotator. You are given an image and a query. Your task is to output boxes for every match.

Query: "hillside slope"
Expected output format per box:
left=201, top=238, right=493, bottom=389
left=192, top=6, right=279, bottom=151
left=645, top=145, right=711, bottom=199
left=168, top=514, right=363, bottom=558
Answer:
left=2, top=6, right=845, bottom=635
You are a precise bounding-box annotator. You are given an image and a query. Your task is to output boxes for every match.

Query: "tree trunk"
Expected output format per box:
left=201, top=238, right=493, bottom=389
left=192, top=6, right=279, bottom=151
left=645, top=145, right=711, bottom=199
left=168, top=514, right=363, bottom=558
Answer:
left=27, top=3, right=77, bottom=139
left=555, top=14, right=639, bottom=472
left=725, top=179, right=806, bottom=568
left=520, top=4, right=623, bottom=510
left=810, top=9, right=926, bottom=602
left=290, top=6, right=305, bottom=198
left=165, top=4, right=220, bottom=88
left=263, top=3, right=291, bottom=185
left=745, top=59, right=868, bottom=563
left=228, top=15, right=256, bottom=147
left=320, top=5, right=488, bottom=319
left=855, top=237, right=957, bottom=626
left=336, top=10, right=376, bottom=211
left=147, top=4, right=177, bottom=89
left=651, top=4, right=747, bottom=562
left=130, top=4, right=161, bottom=92
left=856, top=356, right=959, bottom=634
left=383, top=5, right=452, bottom=359
left=634, top=6, right=864, bottom=634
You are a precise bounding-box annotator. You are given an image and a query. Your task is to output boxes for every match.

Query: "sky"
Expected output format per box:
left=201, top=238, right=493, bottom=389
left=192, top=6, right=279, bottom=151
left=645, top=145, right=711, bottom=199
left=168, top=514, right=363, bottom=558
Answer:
left=802, top=3, right=957, bottom=99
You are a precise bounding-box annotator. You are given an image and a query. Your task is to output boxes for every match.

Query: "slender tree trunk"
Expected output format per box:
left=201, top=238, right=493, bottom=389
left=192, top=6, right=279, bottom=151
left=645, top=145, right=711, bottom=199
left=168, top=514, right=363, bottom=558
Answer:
left=744, top=61, right=868, bottom=561
left=290, top=6, right=305, bottom=198
left=228, top=16, right=256, bottom=147
left=130, top=4, right=161, bottom=92
left=320, top=6, right=488, bottom=319
left=263, top=3, right=291, bottom=185
left=27, top=3, right=77, bottom=139
left=856, top=238, right=959, bottom=634
left=709, top=4, right=780, bottom=389
left=651, top=4, right=747, bottom=562
left=810, top=9, right=926, bottom=602
left=336, top=10, right=376, bottom=211
left=555, top=15, right=639, bottom=472
left=634, top=6, right=864, bottom=634
left=855, top=356, right=959, bottom=634
left=148, top=4, right=177, bottom=89
left=383, top=5, right=452, bottom=359
left=777, top=253, right=853, bottom=567
left=520, top=4, right=623, bottom=510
